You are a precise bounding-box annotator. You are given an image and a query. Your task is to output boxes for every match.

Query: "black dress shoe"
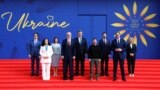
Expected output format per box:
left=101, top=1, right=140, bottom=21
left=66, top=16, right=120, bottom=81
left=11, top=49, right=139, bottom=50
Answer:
left=70, top=78, right=74, bottom=80
left=31, top=73, right=34, bottom=76
left=36, top=74, right=39, bottom=76
left=63, top=78, right=68, bottom=80
left=100, top=73, right=104, bottom=76
left=75, top=73, right=79, bottom=76
left=81, top=73, right=84, bottom=76
left=105, top=74, right=109, bottom=76
left=113, top=78, right=117, bottom=81
left=122, top=78, right=126, bottom=81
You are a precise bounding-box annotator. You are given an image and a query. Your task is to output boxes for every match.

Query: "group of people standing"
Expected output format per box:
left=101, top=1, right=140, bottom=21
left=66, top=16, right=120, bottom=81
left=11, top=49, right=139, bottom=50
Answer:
left=28, top=31, right=137, bottom=81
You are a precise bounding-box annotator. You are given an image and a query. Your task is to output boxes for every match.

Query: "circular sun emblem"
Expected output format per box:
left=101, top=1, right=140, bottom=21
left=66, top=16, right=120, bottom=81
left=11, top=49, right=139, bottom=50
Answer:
left=111, top=1, right=159, bottom=46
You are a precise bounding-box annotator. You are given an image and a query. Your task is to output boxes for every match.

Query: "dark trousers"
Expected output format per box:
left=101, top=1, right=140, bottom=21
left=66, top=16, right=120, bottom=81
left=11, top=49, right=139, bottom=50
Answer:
left=113, top=58, right=125, bottom=79
left=101, top=56, right=109, bottom=76
left=63, top=57, right=74, bottom=80
left=31, top=54, right=39, bottom=75
left=127, top=57, right=135, bottom=74
left=75, top=56, right=85, bottom=76
left=90, top=59, right=99, bottom=78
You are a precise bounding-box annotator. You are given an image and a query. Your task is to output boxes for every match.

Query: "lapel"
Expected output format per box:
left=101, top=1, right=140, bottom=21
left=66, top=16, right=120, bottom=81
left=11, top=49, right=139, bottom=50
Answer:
left=78, top=37, right=83, bottom=45
left=129, top=43, right=134, bottom=50
left=32, top=40, right=39, bottom=46
left=45, top=46, right=48, bottom=51
left=104, top=38, right=108, bottom=45
left=32, top=40, right=36, bottom=46
left=130, top=44, right=132, bottom=49
left=116, top=39, right=121, bottom=47
left=66, top=39, right=72, bottom=46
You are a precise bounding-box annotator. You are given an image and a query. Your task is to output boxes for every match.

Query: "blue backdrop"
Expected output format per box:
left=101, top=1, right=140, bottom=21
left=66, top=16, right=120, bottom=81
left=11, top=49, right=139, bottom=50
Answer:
left=0, top=0, right=160, bottom=59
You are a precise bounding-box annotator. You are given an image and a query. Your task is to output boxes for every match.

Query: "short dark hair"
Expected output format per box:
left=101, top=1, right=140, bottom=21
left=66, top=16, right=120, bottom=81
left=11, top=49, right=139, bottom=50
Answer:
left=34, top=32, right=38, bottom=36
left=92, top=38, right=97, bottom=41
left=77, top=30, right=82, bottom=33
left=53, top=37, right=59, bottom=43
left=102, top=32, right=107, bottom=35
left=41, top=38, right=50, bottom=46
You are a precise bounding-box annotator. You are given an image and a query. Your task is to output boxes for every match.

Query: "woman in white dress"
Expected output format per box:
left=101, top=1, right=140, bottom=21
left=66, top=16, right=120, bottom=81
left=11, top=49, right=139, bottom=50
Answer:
left=39, top=38, right=53, bottom=80
left=51, top=37, right=61, bottom=76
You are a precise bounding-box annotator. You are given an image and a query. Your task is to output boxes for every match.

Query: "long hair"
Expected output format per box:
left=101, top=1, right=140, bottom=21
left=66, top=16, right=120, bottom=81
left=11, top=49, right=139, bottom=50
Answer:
left=41, top=38, right=51, bottom=46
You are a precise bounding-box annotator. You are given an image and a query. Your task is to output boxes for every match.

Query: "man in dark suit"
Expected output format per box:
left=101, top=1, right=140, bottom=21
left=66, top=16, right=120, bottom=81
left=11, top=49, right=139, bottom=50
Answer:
left=74, top=30, right=88, bottom=76
left=28, top=33, right=41, bottom=76
left=126, top=37, right=137, bottom=77
left=99, top=32, right=111, bottom=76
left=61, top=32, right=75, bottom=80
left=111, top=32, right=126, bottom=81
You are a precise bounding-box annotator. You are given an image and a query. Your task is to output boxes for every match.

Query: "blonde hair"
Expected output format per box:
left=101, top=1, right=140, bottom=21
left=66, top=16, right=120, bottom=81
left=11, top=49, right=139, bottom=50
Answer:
left=128, top=37, right=134, bottom=43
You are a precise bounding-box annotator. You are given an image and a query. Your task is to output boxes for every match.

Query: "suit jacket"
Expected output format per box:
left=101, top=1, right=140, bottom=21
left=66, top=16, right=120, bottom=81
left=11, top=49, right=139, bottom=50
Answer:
left=126, top=43, right=137, bottom=59
left=39, top=45, right=53, bottom=63
left=61, top=39, right=75, bottom=60
left=29, top=40, right=41, bottom=56
left=99, top=38, right=111, bottom=58
left=74, top=37, right=88, bottom=57
left=111, top=39, right=126, bottom=60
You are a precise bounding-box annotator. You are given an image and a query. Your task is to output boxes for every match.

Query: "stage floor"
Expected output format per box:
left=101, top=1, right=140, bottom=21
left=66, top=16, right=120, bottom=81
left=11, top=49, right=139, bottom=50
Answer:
left=0, top=59, right=160, bottom=90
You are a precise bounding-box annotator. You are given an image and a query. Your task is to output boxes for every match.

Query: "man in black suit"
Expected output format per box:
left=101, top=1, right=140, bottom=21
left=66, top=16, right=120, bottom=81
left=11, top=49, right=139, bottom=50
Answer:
left=126, top=37, right=137, bottom=77
left=61, top=32, right=75, bottom=80
left=28, top=33, right=41, bottom=76
left=74, top=30, right=88, bottom=76
left=111, top=32, right=126, bottom=81
left=99, top=32, right=111, bottom=76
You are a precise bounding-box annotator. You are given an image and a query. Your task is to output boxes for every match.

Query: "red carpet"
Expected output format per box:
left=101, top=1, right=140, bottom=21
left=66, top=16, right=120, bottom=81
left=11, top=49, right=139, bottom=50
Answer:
left=0, top=59, right=160, bottom=90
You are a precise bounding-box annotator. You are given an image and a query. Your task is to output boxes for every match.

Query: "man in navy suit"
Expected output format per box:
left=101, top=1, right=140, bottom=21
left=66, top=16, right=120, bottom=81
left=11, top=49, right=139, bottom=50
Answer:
left=61, top=32, right=75, bottom=80
left=28, top=33, right=41, bottom=76
left=111, top=32, right=126, bottom=81
left=74, top=30, right=88, bottom=76
left=99, top=32, right=111, bottom=76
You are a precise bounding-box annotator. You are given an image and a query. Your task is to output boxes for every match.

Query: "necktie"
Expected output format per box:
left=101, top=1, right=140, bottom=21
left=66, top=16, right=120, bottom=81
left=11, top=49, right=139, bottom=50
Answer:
left=67, top=40, right=71, bottom=46
left=79, top=38, right=82, bottom=44
left=118, top=39, right=120, bottom=44
left=34, top=40, right=37, bottom=45
left=117, top=39, right=119, bottom=44
left=104, top=39, right=106, bottom=44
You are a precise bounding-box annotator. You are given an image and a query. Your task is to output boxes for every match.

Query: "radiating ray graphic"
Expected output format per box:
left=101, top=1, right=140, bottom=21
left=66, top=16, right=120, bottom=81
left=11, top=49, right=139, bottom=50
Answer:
left=111, top=1, right=159, bottom=46
left=133, top=1, right=137, bottom=15
left=111, top=23, right=125, bottom=27
left=144, top=30, right=156, bottom=38
left=133, top=35, right=137, bottom=45
left=145, top=23, right=159, bottom=28
left=114, top=30, right=127, bottom=37
left=115, top=12, right=126, bottom=21
left=118, top=30, right=126, bottom=35
left=140, top=34, right=147, bottom=46
left=124, top=33, right=130, bottom=41
left=140, top=5, right=149, bottom=17
left=123, top=4, right=130, bottom=16
left=144, top=13, right=156, bottom=21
